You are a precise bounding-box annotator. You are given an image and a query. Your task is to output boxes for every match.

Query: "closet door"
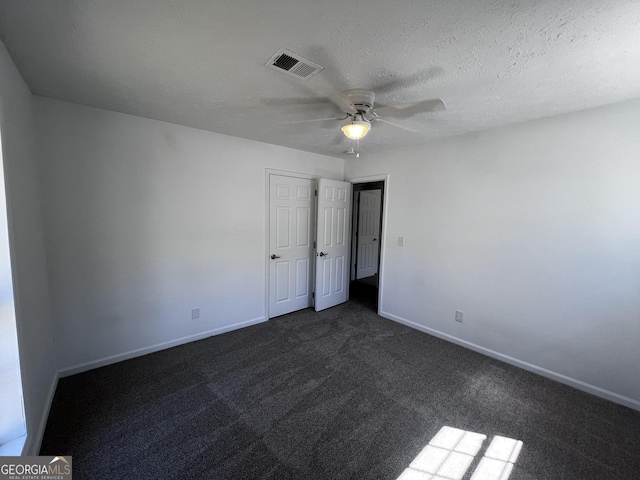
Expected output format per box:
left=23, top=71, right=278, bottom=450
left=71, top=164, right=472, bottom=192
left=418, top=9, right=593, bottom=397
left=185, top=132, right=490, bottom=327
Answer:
left=315, top=178, right=352, bottom=311
left=268, top=174, right=315, bottom=317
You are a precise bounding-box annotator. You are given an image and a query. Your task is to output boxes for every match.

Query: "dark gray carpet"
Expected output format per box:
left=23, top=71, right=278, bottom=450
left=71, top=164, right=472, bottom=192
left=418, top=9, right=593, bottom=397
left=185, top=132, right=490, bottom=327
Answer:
left=40, top=299, right=640, bottom=479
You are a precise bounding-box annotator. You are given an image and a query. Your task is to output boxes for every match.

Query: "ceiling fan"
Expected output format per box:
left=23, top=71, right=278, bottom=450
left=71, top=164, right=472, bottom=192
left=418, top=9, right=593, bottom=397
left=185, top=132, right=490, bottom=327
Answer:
left=280, top=88, right=446, bottom=141
left=265, top=49, right=446, bottom=145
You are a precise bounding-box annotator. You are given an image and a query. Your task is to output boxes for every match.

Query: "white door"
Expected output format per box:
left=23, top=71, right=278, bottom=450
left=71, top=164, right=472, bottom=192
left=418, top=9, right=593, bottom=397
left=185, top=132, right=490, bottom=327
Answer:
left=268, top=174, right=315, bottom=318
left=356, top=189, right=381, bottom=279
left=315, top=178, right=352, bottom=312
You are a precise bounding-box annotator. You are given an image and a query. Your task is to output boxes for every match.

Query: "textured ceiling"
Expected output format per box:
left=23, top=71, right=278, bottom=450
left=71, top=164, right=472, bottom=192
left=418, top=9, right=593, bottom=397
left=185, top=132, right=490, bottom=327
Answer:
left=1, top=0, right=639, bottom=158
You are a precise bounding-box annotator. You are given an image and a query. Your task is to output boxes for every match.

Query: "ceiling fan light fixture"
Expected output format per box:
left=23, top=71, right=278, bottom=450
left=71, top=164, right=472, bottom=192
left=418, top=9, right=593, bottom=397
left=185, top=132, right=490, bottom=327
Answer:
left=341, top=115, right=371, bottom=140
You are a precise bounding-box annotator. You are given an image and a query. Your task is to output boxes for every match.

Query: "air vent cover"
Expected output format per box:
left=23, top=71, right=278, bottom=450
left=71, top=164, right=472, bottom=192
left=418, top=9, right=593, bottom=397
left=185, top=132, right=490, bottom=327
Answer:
left=266, top=48, right=323, bottom=80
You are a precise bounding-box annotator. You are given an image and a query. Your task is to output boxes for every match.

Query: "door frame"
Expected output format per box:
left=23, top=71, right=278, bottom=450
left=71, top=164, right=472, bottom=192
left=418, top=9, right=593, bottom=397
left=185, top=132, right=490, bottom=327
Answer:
left=347, top=174, right=389, bottom=315
left=352, top=185, right=383, bottom=281
left=265, top=169, right=319, bottom=319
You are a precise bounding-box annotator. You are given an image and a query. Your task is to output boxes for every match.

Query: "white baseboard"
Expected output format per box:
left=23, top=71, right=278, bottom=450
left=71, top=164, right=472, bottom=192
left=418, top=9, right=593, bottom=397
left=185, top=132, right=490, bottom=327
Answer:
left=22, top=369, right=59, bottom=456
left=380, top=310, right=640, bottom=412
left=58, top=316, right=268, bottom=378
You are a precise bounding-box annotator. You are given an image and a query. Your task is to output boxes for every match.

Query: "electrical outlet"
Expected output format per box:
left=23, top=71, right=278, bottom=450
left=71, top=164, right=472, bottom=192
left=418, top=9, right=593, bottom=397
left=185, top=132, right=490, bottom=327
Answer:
left=455, top=310, right=463, bottom=323
left=191, top=308, right=200, bottom=320
left=398, top=236, right=405, bottom=246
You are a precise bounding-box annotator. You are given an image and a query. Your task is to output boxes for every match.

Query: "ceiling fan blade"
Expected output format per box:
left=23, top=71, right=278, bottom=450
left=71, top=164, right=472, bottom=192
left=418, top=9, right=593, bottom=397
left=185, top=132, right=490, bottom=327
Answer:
left=372, top=118, right=417, bottom=133
left=276, top=117, right=342, bottom=126
left=374, top=98, right=446, bottom=118
left=289, top=85, right=356, bottom=115
left=324, top=90, right=357, bottom=115
left=262, top=97, right=332, bottom=107
left=275, top=72, right=355, bottom=115
left=373, top=66, right=444, bottom=95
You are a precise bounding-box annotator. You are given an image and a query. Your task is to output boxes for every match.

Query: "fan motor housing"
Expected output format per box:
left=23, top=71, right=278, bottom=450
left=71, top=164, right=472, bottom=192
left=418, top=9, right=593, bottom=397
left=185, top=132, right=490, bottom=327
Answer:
left=341, top=89, right=375, bottom=114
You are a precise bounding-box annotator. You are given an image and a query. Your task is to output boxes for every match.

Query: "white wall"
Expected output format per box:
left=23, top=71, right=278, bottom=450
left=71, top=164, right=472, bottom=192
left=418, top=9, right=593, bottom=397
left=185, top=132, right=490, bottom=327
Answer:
left=346, top=99, right=640, bottom=409
left=35, top=97, right=343, bottom=373
left=0, top=41, right=57, bottom=453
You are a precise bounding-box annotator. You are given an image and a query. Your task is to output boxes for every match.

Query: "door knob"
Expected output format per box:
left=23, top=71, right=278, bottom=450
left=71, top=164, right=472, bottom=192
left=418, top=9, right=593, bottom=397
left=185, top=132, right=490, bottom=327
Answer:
left=270, top=254, right=281, bottom=259
left=318, top=252, right=329, bottom=257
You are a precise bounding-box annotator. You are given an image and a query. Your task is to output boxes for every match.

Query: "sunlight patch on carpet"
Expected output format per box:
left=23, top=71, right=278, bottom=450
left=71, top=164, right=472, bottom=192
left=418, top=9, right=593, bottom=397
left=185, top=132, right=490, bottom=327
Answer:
left=396, top=426, right=522, bottom=480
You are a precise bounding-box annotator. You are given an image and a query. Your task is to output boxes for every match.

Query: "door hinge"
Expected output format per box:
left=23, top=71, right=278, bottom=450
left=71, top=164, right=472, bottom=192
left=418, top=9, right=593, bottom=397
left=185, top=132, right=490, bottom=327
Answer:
left=312, top=292, right=315, bottom=299
left=313, top=241, right=316, bottom=249
left=315, top=189, right=318, bottom=196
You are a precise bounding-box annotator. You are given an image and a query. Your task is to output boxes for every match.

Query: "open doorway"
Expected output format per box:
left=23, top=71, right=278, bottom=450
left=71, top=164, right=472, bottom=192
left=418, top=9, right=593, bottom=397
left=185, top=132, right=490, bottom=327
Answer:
left=349, top=180, right=384, bottom=311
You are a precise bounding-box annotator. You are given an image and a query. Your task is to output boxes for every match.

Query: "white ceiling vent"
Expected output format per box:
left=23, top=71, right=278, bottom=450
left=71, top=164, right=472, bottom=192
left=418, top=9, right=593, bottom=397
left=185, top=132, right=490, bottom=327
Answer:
left=265, top=48, right=323, bottom=80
